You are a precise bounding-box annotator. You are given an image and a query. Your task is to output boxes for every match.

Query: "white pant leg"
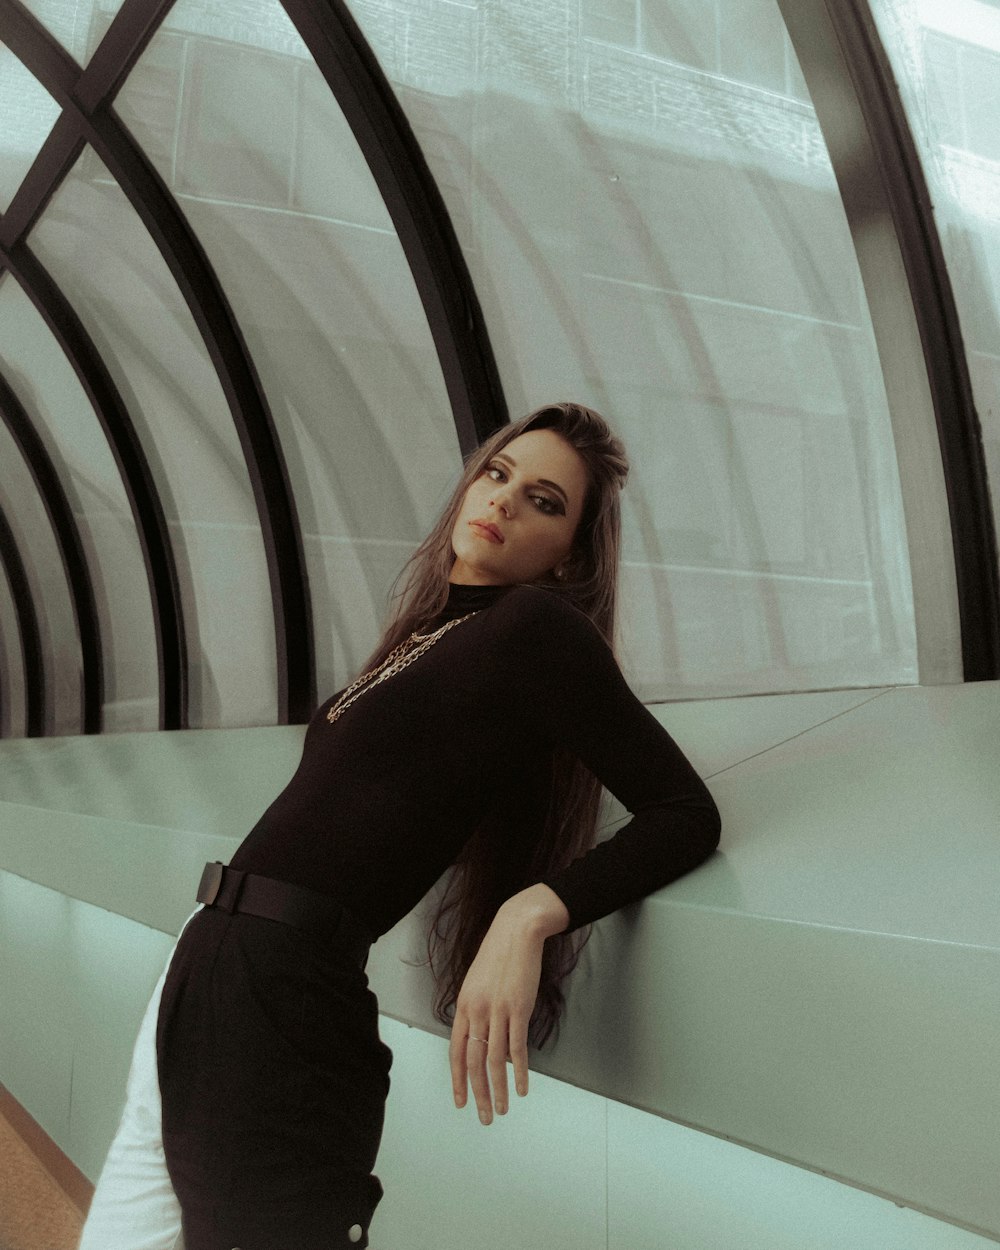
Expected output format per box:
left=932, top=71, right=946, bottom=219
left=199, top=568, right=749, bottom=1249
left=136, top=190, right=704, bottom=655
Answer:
left=79, top=910, right=200, bottom=1250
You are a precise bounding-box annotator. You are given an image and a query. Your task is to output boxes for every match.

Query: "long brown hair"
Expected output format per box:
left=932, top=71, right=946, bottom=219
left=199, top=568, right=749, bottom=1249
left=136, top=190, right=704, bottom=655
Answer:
left=368, top=402, right=629, bottom=1046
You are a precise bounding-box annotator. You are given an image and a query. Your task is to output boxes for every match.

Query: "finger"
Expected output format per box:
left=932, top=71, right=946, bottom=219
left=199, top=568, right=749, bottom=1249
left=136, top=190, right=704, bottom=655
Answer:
left=466, top=1025, right=493, bottom=1125
left=448, top=1017, right=469, bottom=1109
left=489, top=1015, right=510, bottom=1115
left=509, top=1012, right=530, bottom=1098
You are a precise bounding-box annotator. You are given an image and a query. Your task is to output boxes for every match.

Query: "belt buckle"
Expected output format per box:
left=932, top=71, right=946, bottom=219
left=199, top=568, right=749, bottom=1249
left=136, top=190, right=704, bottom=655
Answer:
left=197, top=861, right=225, bottom=906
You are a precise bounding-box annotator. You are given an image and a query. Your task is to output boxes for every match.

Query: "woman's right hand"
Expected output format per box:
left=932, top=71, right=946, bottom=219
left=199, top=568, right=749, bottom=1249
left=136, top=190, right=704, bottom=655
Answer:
left=448, top=884, right=568, bottom=1124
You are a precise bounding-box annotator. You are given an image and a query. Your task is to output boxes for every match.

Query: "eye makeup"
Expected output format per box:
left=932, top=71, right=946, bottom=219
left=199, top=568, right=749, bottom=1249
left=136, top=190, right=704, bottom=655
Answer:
left=491, top=453, right=570, bottom=511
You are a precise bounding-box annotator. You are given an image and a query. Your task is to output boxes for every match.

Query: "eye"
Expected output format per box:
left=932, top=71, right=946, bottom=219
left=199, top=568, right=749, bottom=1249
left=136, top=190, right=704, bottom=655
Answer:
left=485, top=463, right=507, bottom=482
left=531, top=494, right=563, bottom=516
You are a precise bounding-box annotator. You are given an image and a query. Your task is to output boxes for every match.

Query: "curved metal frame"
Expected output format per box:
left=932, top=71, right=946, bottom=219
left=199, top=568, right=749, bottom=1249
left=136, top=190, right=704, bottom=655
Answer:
left=0, top=371, right=104, bottom=732
left=0, top=237, right=188, bottom=729
left=777, top=0, right=1000, bottom=681
left=1, top=0, right=315, bottom=722
left=0, top=114, right=82, bottom=246
left=4, top=0, right=996, bottom=711
left=0, top=503, right=44, bottom=736
left=0, top=0, right=511, bottom=732
left=280, top=0, right=509, bottom=453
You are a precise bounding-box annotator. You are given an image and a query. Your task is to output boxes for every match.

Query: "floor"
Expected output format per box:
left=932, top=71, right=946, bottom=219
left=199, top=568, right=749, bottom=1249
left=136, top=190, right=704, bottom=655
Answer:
left=0, top=1109, right=83, bottom=1250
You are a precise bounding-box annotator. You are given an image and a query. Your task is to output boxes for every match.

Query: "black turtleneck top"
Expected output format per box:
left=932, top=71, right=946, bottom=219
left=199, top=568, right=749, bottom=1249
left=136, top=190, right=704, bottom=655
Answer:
left=230, top=583, right=720, bottom=938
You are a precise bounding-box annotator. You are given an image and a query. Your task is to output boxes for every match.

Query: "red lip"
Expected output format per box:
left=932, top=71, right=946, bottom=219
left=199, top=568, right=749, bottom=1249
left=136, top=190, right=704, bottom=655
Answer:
left=470, top=520, right=504, bottom=544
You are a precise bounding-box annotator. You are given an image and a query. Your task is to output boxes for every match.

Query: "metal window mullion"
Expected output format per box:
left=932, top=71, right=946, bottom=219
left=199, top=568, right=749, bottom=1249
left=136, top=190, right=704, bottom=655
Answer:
left=279, top=0, right=508, bottom=454
left=74, top=0, right=177, bottom=113
left=0, top=370, right=104, bottom=732
left=0, top=115, right=84, bottom=249
left=776, top=0, right=1000, bottom=682
left=2, top=0, right=317, bottom=722
left=82, top=102, right=315, bottom=721
left=0, top=503, right=45, bottom=736
left=833, top=5, right=999, bottom=678
left=1, top=240, right=188, bottom=726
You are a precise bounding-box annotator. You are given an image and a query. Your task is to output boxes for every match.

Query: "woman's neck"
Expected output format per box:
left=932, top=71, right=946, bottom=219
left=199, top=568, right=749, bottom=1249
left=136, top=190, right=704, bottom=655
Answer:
left=436, top=580, right=513, bottom=622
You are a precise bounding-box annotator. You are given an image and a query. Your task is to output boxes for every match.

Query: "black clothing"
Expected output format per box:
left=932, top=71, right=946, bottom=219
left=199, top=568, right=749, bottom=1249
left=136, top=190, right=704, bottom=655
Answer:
left=158, top=581, right=719, bottom=1245
left=232, top=582, right=720, bottom=935
left=157, top=908, right=389, bottom=1250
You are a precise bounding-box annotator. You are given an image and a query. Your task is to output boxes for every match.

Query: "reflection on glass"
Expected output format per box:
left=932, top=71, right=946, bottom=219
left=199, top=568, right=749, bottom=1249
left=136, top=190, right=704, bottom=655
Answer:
left=353, top=0, right=916, bottom=697
left=871, top=0, right=1000, bottom=586
left=0, top=48, right=60, bottom=213
left=19, top=0, right=127, bottom=65
left=0, top=414, right=80, bottom=735
left=117, top=0, right=461, bottom=701
left=0, top=278, right=158, bottom=732
left=31, top=149, right=278, bottom=729
left=179, top=42, right=297, bottom=207
left=582, top=0, right=809, bottom=99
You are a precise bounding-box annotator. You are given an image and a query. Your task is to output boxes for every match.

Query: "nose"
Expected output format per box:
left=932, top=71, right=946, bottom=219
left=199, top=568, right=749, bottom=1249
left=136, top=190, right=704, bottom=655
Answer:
left=489, top=486, right=515, bottom=517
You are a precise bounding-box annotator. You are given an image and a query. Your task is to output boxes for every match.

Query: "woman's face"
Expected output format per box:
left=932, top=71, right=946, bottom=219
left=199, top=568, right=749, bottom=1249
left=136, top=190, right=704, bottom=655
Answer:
left=450, top=429, right=590, bottom=585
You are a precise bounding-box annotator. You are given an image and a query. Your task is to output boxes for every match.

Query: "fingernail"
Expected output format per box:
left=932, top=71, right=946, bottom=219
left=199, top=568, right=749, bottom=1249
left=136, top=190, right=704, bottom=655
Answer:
left=479, top=1108, right=491, bottom=1125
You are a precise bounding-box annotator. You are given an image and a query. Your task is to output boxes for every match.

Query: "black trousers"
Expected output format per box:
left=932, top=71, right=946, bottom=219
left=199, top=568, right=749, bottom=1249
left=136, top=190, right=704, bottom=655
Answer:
left=156, top=907, right=392, bottom=1250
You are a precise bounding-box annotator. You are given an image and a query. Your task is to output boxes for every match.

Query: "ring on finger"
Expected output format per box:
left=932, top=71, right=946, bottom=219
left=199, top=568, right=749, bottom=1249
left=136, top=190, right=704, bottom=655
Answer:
left=468, top=1034, right=488, bottom=1044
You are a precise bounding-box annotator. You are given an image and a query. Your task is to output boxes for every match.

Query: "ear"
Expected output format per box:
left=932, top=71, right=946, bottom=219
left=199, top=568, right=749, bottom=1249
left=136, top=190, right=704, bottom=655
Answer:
left=552, top=550, right=580, bottom=582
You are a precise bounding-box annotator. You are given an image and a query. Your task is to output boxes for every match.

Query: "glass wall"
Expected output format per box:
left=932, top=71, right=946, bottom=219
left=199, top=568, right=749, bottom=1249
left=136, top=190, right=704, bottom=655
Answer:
left=353, top=0, right=917, bottom=698
left=31, top=147, right=280, bottom=728
left=0, top=277, right=158, bottom=731
left=116, top=0, right=462, bottom=700
left=869, top=0, right=1000, bottom=587
left=18, top=0, right=999, bottom=730
left=20, top=0, right=127, bottom=63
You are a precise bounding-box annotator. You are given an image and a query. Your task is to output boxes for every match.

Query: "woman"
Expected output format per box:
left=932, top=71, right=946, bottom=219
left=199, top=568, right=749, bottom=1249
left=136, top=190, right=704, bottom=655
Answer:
left=79, top=402, right=720, bottom=1250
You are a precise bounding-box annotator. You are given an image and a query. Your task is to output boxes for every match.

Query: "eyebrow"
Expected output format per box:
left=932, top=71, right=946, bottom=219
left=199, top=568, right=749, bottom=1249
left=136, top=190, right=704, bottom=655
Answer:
left=494, top=452, right=570, bottom=506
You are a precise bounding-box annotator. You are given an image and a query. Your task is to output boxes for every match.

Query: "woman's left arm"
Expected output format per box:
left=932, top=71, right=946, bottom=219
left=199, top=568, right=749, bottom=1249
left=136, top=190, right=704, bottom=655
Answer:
left=449, top=883, right=568, bottom=1125
left=449, top=588, right=721, bottom=1122
left=535, top=598, right=721, bottom=932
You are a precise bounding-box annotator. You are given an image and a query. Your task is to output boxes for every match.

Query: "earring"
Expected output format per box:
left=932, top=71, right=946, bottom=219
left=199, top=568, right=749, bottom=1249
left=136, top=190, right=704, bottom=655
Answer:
left=554, top=564, right=568, bottom=582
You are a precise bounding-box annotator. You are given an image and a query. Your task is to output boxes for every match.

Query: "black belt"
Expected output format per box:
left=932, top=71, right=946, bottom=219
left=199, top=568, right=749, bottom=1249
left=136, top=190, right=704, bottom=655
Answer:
left=196, top=862, right=372, bottom=967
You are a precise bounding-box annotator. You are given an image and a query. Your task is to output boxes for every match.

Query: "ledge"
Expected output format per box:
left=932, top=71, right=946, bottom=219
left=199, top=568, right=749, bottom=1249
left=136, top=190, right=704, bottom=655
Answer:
left=0, top=684, right=997, bottom=1237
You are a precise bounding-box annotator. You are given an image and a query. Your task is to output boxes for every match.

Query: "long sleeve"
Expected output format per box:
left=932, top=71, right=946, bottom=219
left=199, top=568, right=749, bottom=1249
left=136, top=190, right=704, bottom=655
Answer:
left=233, top=580, right=718, bottom=938
left=499, top=588, right=721, bottom=931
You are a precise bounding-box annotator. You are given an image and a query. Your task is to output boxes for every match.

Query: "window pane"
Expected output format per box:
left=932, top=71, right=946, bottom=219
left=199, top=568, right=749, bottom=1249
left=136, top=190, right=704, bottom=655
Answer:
left=0, top=49, right=60, bottom=212
left=178, top=41, right=296, bottom=206
left=871, top=1, right=1000, bottom=609
left=353, top=0, right=917, bottom=697
left=642, top=0, right=716, bottom=72
left=31, top=148, right=279, bottom=729
left=0, top=277, right=158, bottom=732
left=117, top=0, right=461, bottom=700
left=583, top=0, right=637, bottom=48
left=19, top=0, right=127, bottom=65
left=718, top=0, right=787, bottom=94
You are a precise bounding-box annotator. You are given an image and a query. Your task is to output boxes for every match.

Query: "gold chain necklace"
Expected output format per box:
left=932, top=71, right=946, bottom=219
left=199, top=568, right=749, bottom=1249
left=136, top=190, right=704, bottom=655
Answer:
left=326, top=611, right=478, bottom=725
